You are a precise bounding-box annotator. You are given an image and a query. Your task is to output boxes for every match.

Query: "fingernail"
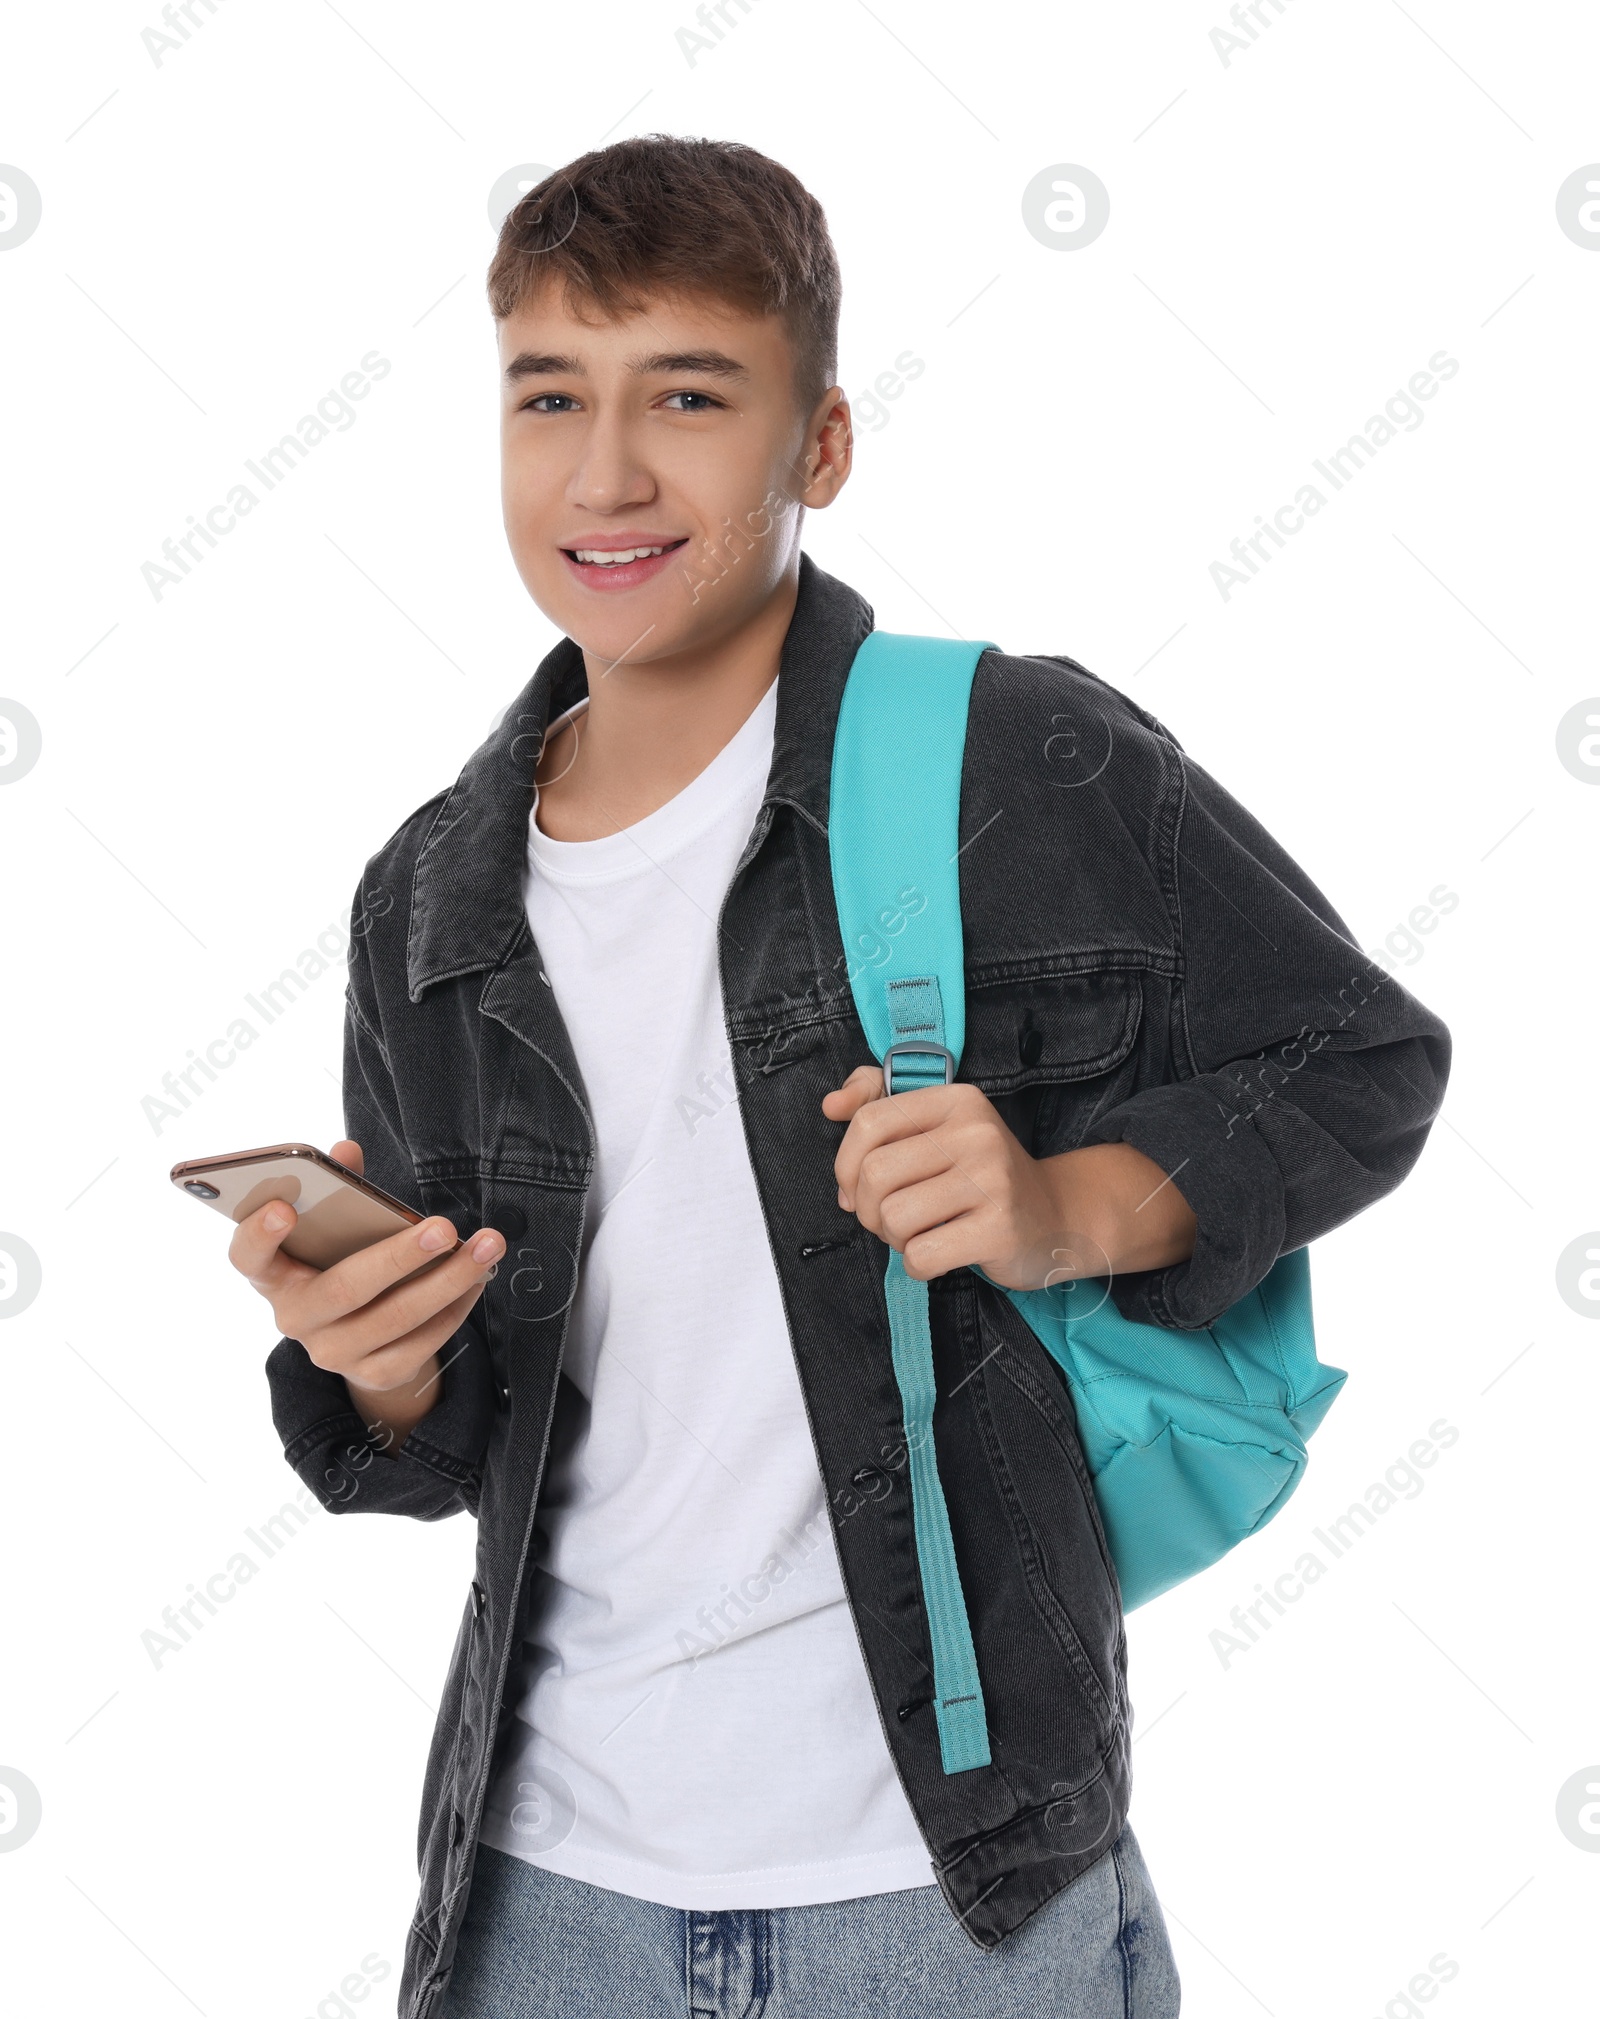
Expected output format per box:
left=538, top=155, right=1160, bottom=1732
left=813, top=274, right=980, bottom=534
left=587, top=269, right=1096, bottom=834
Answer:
left=418, top=1221, right=451, bottom=1251
left=263, top=1206, right=288, bottom=1232
left=471, top=1233, right=502, bottom=1264
left=838, top=1189, right=850, bottom=1210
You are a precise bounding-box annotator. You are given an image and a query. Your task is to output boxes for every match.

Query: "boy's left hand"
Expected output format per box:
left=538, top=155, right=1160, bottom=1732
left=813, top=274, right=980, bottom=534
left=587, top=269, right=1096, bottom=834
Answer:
left=822, top=1064, right=1197, bottom=1290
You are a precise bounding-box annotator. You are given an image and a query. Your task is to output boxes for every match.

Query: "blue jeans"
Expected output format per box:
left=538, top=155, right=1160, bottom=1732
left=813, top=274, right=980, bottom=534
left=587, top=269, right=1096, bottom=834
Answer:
left=436, top=1823, right=1180, bottom=2017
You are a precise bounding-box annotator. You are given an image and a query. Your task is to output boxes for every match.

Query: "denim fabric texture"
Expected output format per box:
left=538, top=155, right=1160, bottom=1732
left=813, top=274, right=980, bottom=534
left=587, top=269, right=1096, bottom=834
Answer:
left=436, top=1822, right=1179, bottom=2019
left=264, top=553, right=1450, bottom=2018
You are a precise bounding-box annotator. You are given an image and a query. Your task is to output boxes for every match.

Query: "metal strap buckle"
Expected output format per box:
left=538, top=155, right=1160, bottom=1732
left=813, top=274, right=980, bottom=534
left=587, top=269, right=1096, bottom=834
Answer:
left=882, top=1039, right=956, bottom=1097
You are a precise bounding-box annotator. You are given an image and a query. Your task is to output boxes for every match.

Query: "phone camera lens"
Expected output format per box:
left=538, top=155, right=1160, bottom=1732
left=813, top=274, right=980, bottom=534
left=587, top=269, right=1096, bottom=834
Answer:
left=184, top=1179, right=221, bottom=1199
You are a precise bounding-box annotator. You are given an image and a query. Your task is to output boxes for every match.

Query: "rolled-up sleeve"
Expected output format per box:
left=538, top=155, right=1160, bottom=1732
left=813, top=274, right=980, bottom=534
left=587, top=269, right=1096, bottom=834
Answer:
left=1082, top=746, right=1452, bottom=1330
left=263, top=881, right=494, bottom=1518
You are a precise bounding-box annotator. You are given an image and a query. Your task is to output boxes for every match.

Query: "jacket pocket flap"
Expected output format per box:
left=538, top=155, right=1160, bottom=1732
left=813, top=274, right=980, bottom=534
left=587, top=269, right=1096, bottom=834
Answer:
left=960, top=968, right=1142, bottom=1094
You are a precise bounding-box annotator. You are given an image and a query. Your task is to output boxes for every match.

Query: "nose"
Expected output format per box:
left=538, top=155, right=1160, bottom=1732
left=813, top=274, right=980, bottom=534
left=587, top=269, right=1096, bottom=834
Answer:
left=566, top=407, right=655, bottom=516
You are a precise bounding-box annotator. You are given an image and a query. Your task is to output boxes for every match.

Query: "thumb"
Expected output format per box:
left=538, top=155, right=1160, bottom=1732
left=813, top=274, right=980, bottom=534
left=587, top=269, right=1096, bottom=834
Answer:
left=821, top=1063, right=885, bottom=1120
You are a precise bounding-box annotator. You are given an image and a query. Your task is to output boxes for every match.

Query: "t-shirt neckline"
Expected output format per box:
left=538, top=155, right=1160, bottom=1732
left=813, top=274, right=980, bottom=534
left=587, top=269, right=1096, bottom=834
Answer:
left=527, top=678, right=777, bottom=887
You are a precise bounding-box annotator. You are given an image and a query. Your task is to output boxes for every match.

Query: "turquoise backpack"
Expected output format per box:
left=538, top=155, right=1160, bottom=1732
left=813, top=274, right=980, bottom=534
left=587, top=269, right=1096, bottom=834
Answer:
left=828, top=631, right=1348, bottom=1775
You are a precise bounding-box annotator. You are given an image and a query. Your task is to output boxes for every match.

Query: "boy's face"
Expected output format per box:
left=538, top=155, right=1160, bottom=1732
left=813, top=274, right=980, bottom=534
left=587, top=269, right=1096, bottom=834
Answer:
left=497, top=281, right=849, bottom=669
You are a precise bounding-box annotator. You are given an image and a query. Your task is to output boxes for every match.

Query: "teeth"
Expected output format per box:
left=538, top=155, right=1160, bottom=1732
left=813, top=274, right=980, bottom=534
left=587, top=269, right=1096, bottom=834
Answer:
left=572, top=545, right=668, bottom=565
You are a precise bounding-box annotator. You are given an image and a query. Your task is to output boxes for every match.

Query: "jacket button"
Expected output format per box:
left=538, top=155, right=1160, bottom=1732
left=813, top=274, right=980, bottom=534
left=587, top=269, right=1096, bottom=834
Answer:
left=450, top=1807, right=465, bottom=1847
left=470, top=1579, right=486, bottom=1620
left=495, top=1382, right=511, bottom=1412
left=1018, top=1026, right=1043, bottom=1066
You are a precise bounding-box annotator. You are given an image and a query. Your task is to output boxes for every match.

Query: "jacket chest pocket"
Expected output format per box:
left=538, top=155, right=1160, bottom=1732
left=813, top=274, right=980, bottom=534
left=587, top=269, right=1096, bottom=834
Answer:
left=959, top=966, right=1143, bottom=1149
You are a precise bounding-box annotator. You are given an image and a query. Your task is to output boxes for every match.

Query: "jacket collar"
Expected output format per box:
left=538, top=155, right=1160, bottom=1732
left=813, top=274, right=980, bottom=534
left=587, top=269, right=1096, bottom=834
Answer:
left=406, top=549, right=875, bottom=1001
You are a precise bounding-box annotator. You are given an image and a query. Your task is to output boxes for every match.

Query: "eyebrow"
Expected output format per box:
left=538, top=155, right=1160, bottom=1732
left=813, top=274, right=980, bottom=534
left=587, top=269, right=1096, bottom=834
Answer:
left=503, top=348, right=751, bottom=385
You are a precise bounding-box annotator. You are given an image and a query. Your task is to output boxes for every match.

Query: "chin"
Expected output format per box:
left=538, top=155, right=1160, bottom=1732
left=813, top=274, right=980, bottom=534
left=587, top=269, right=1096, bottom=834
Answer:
left=570, top=603, right=694, bottom=671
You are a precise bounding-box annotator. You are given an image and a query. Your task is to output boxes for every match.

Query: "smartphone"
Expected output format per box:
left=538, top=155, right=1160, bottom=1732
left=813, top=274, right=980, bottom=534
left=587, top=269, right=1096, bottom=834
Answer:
left=169, top=1141, right=461, bottom=1280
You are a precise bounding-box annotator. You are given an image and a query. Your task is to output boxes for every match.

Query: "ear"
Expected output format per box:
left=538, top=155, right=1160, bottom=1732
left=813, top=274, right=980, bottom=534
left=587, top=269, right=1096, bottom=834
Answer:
left=797, top=386, right=853, bottom=508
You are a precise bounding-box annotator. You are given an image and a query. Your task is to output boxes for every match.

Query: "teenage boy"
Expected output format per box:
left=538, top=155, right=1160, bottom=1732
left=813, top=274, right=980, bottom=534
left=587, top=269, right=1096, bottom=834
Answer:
left=237, top=136, right=1450, bottom=2019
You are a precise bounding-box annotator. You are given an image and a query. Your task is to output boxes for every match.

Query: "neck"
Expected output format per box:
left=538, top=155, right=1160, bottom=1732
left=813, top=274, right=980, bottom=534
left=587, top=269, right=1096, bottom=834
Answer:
left=533, top=563, right=798, bottom=842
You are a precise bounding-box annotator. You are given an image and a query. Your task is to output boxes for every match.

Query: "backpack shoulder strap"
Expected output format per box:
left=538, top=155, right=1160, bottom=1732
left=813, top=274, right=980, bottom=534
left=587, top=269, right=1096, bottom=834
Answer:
left=826, top=628, right=997, bottom=1777
left=828, top=631, right=997, bottom=1085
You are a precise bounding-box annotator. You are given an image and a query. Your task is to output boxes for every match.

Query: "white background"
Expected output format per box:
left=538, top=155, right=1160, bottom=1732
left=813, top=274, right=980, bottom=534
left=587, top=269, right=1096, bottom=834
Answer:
left=2, top=2, right=1597, bottom=2014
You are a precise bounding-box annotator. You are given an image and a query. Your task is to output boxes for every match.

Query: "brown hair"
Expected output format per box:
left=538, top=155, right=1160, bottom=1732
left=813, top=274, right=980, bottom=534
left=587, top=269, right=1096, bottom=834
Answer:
left=486, top=134, right=841, bottom=420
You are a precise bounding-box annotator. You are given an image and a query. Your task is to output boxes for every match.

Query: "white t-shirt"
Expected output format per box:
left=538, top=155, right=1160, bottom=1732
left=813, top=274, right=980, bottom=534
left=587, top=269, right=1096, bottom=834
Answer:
left=478, top=678, right=933, bottom=1910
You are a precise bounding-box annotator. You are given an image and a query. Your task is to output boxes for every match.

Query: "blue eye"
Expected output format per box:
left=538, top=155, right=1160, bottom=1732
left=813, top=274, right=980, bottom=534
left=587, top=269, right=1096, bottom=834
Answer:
left=519, top=390, right=722, bottom=413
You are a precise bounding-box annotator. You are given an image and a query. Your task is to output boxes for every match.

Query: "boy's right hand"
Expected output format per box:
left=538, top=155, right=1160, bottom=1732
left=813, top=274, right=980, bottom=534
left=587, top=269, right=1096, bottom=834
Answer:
left=228, top=1138, right=505, bottom=1451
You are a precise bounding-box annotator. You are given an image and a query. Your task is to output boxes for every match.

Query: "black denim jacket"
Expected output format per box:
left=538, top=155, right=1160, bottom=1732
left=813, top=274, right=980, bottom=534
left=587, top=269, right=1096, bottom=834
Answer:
left=266, top=552, right=1450, bottom=2017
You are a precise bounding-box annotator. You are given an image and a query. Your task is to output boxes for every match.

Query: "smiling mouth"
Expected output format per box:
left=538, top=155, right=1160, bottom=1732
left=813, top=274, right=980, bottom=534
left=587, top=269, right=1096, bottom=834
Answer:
left=561, top=538, right=691, bottom=567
